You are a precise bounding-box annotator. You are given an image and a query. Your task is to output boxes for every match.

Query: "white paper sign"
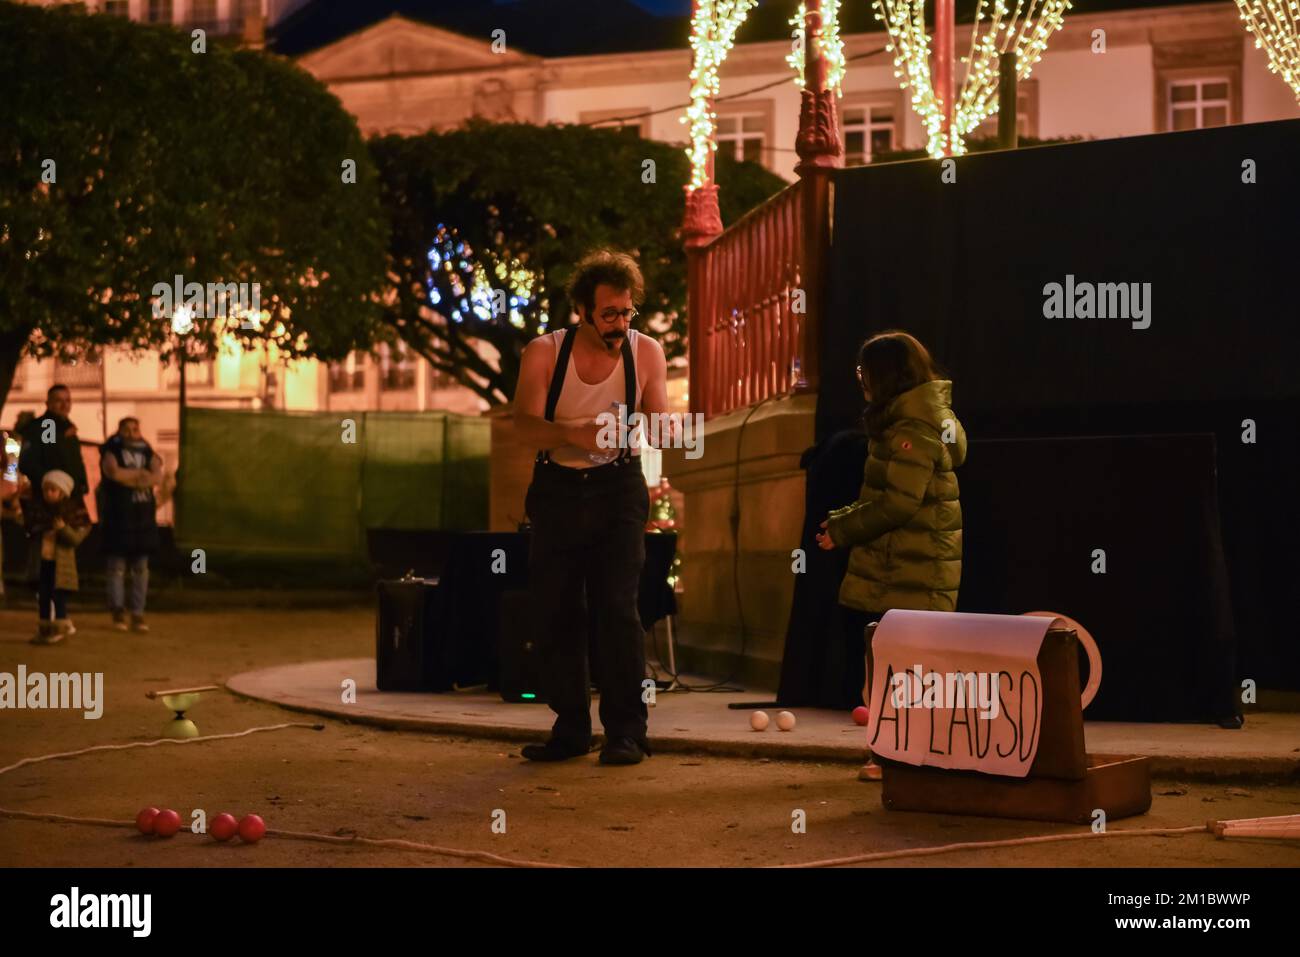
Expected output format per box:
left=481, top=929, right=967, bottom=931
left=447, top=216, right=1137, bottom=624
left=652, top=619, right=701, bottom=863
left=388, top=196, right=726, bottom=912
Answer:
left=865, top=610, right=1061, bottom=779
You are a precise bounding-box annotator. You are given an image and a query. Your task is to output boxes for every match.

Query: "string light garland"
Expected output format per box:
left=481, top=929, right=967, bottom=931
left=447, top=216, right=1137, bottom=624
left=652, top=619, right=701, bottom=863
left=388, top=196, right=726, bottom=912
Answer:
left=873, top=0, right=1072, bottom=157
left=684, top=0, right=759, bottom=190
left=1236, top=0, right=1300, bottom=103
left=875, top=0, right=945, bottom=157
left=786, top=1, right=846, bottom=94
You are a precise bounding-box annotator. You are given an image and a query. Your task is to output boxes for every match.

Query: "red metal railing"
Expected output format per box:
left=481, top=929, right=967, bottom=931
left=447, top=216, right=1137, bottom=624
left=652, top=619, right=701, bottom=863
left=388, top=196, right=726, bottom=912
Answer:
left=688, top=180, right=806, bottom=420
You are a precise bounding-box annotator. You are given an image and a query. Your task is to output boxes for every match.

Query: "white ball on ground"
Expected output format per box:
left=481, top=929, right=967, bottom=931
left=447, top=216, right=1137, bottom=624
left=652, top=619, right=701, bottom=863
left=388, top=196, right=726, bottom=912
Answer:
left=776, top=710, right=796, bottom=731
left=750, top=710, right=770, bottom=731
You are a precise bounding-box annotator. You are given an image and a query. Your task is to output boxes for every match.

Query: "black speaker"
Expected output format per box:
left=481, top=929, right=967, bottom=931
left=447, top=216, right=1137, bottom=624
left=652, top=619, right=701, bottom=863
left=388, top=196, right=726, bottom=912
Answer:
left=497, top=588, right=546, bottom=703
left=375, top=577, right=443, bottom=691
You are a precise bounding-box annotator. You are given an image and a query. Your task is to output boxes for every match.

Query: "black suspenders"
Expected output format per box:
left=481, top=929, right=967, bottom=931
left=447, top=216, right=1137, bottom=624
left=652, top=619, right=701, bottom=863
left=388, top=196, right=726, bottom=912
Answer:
left=536, top=327, right=638, bottom=465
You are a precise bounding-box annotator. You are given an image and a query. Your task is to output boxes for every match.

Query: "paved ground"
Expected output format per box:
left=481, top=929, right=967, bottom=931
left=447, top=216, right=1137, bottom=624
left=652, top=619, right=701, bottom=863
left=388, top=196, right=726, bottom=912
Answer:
left=1, top=602, right=1298, bottom=868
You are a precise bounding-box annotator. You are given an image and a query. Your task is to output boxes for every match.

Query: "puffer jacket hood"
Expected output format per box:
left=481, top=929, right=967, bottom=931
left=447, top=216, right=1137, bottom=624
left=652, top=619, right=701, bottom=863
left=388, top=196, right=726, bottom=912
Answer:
left=870, top=380, right=965, bottom=461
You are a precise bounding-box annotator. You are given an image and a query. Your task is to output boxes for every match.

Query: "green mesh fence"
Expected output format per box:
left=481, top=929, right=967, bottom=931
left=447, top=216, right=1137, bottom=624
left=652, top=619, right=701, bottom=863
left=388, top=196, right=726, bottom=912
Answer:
left=176, top=408, right=489, bottom=578
left=360, top=411, right=490, bottom=531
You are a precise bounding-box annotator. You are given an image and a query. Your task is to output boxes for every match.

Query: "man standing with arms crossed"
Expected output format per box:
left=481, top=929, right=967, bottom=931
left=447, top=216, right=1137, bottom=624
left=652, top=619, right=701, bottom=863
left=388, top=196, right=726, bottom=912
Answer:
left=512, top=250, right=671, bottom=766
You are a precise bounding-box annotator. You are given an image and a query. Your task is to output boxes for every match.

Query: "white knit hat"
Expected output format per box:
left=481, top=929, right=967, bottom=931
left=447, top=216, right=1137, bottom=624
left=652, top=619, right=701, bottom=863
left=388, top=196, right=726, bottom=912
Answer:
left=42, top=470, right=74, bottom=496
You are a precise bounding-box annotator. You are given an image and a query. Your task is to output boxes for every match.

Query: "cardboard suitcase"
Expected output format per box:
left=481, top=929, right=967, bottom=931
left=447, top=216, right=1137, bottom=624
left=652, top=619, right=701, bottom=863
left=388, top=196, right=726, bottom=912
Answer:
left=866, top=618, right=1152, bottom=824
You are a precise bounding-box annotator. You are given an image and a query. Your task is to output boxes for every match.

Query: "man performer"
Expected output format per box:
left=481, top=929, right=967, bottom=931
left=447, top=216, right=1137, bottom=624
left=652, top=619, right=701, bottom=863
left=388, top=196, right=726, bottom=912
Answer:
left=512, top=250, right=671, bottom=766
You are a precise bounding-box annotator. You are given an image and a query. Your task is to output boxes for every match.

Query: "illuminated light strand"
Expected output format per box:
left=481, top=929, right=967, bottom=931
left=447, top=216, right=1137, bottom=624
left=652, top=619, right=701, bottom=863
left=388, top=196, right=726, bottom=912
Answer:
left=953, top=0, right=1071, bottom=142
left=787, top=1, right=847, bottom=94
left=872, top=0, right=1071, bottom=157
left=874, top=0, right=946, bottom=156
left=1235, top=0, right=1300, bottom=102
left=684, top=0, right=759, bottom=191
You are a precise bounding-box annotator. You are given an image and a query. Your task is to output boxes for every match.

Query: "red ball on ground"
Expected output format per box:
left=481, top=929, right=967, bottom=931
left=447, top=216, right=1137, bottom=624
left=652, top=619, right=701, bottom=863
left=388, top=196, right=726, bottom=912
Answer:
left=851, top=706, right=871, bottom=726
left=238, top=814, right=266, bottom=844
left=210, top=813, right=239, bottom=842
left=153, top=808, right=182, bottom=838
left=135, top=807, right=160, bottom=835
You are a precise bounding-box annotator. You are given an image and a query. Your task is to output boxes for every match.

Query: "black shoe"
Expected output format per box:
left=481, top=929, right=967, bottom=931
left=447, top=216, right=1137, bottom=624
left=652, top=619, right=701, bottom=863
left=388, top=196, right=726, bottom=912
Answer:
left=520, top=738, right=592, bottom=762
left=599, top=736, right=650, bottom=766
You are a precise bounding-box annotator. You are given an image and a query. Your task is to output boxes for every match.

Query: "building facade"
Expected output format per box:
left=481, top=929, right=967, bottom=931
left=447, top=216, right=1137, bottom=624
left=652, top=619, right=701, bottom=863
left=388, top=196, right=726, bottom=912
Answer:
left=8, top=1, right=1297, bottom=483
left=295, top=3, right=1300, bottom=173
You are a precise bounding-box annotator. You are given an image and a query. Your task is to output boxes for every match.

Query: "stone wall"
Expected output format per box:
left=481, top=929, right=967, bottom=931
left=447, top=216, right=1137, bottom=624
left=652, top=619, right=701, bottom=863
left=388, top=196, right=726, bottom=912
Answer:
left=660, top=394, right=815, bottom=689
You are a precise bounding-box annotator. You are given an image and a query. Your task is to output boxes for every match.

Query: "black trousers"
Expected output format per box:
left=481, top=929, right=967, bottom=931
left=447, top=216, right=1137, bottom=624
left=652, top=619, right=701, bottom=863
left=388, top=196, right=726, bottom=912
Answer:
left=837, top=607, right=881, bottom=710
left=525, top=457, right=650, bottom=748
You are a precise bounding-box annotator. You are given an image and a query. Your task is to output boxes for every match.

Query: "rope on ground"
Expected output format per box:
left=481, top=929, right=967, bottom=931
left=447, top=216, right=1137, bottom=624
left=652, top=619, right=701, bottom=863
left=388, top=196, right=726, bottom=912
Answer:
left=772, top=824, right=1211, bottom=868
left=0, top=721, right=569, bottom=868
left=0, top=808, right=135, bottom=830
left=0, top=721, right=325, bottom=779
left=265, top=828, right=573, bottom=868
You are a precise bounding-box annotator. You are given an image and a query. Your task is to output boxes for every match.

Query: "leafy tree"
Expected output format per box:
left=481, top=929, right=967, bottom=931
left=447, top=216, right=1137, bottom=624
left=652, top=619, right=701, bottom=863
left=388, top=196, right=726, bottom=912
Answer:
left=0, top=3, right=387, bottom=408
left=371, top=121, right=786, bottom=405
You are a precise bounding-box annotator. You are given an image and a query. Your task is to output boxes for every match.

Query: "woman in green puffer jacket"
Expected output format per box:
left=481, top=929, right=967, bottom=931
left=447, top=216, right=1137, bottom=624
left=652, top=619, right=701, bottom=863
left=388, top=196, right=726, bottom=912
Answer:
left=815, top=331, right=965, bottom=776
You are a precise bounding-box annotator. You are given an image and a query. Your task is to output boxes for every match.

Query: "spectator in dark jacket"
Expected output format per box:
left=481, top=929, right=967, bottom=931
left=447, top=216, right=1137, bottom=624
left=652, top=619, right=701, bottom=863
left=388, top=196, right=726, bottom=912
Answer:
left=18, top=385, right=88, bottom=497
left=99, top=417, right=162, bottom=632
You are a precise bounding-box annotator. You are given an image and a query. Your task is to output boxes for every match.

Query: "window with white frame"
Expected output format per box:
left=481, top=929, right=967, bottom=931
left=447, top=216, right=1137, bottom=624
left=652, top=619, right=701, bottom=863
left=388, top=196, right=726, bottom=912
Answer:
left=971, top=79, right=1039, bottom=141
left=147, top=0, right=174, bottom=24
left=1168, top=78, right=1231, bottom=131
left=190, top=0, right=219, bottom=31
left=842, top=103, right=897, bottom=165
left=328, top=351, right=367, bottom=393
left=715, top=113, right=766, bottom=164
left=379, top=342, right=417, bottom=391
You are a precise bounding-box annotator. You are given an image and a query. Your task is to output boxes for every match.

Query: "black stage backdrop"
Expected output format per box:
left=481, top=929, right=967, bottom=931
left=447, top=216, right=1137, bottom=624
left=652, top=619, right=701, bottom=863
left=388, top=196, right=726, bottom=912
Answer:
left=815, top=118, right=1300, bottom=696
left=957, top=434, right=1238, bottom=723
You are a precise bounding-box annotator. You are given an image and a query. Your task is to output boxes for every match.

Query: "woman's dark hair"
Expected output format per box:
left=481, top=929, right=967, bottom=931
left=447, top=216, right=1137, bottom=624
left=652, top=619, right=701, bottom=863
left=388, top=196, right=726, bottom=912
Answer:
left=566, top=249, right=645, bottom=317
left=856, top=330, right=941, bottom=434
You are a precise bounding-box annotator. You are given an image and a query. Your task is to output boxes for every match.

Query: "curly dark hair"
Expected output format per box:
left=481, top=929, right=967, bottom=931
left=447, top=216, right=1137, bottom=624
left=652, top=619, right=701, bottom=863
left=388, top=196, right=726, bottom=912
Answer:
left=566, top=249, right=645, bottom=317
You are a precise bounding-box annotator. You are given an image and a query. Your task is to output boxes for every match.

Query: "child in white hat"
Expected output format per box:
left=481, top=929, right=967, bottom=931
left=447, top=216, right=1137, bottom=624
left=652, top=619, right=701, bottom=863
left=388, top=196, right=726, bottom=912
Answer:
left=24, top=469, right=91, bottom=644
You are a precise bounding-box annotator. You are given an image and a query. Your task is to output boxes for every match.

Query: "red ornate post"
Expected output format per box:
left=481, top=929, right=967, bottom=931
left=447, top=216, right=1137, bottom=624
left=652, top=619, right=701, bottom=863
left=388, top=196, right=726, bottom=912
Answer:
left=683, top=0, right=725, bottom=417
left=793, top=0, right=842, bottom=396
left=682, top=193, right=721, bottom=418
left=935, top=0, right=955, bottom=154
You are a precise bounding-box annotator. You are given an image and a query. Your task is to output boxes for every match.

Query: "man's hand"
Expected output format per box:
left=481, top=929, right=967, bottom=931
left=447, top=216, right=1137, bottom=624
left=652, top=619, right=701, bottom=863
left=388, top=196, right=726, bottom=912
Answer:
left=565, top=422, right=606, bottom=454
left=52, top=517, right=66, bottom=531
left=815, top=518, right=837, bottom=551
left=645, top=414, right=679, bottom=449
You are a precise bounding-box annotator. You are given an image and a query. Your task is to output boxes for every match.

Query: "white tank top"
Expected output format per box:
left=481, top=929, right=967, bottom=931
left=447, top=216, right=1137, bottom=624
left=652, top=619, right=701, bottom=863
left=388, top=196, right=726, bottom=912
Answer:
left=546, top=327, right=646, bottom=469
